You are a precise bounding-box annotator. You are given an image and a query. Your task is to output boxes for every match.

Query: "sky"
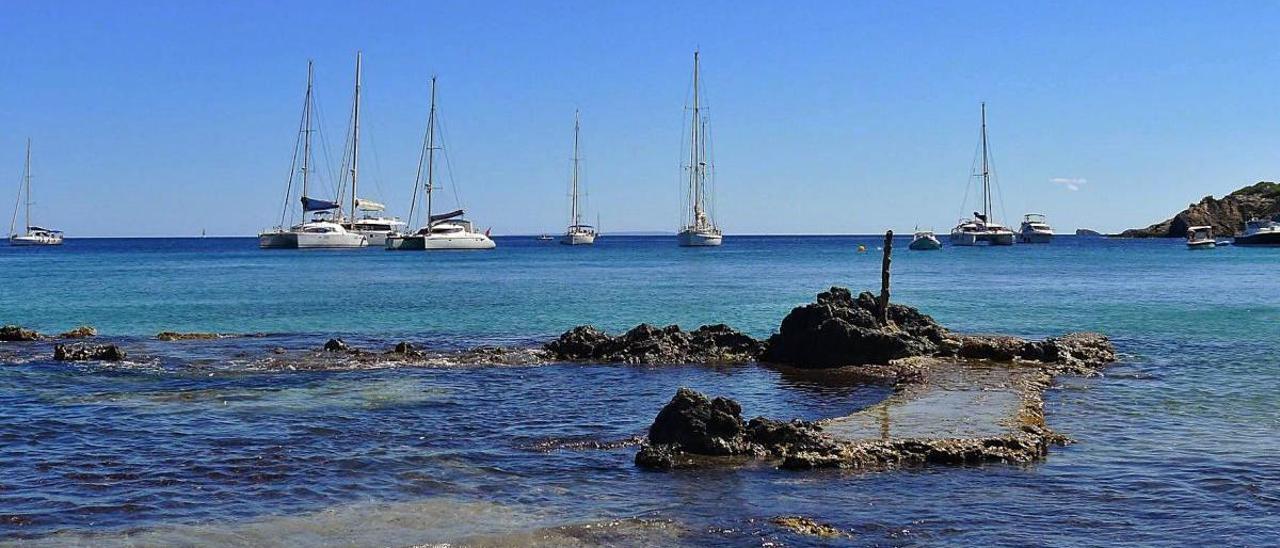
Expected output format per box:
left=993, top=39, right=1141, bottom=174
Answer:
left=2, top=1, right=1279, bottom=237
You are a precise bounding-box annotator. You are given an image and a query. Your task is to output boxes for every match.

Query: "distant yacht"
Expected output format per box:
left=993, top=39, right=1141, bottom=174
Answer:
left=677, top=50, right=722, bottom=247
left=8, top=139, right=63, bottom=246
left=259, top=59, right=367, bottom=249
left=1019, top=213, right=1053, bottom=243
left=1233, top=217, right=1280, bottom=246
left=561, top=111, right=596, bottom=246
left=1186, top=225, right=1216, bottom=249
left=950, top=103, right=1015, bottom=246
left=386, top=76, right=495, bottom=251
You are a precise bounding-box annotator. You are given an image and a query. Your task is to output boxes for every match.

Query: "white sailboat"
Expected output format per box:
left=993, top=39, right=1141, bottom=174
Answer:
left=259, top=59, right=367, bottom=249
left=677, top=50, right=722, bottom=247
left=8, top=140, right=63, bottom=246
left=386, top=76, right=495, bottom=251
left=950, top=103, right=1015, bottom=246
left=561, top=110, right=596, bottom=246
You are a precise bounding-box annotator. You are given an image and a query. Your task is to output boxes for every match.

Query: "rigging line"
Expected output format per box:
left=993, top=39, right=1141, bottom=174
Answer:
left=279, top=96, right=307, bottom=227
left=986, top=141, right=1009, bottom=225
left=435, top=109, right=464, bottom=209
left=313, top=87, right=340, bottom=198
left=961, top=126, right=982, bottom=220
left=8, top=164, right=22, bottom=237
left=406, top=86, right=433, bottom=229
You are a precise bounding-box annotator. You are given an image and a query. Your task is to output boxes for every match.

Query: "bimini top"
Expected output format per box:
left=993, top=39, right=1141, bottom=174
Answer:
left=301, top=196, right=340, bottom=212
left=27, top=226, right=62, bottom=233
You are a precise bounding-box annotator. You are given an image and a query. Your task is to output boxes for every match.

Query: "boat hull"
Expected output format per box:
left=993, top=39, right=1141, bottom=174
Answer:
left=9, top=234, right=62, bottom=246
left=351, top=230, right=393, bottom=247
left=678, top=229, right=722, bottom=247
left=257, top=231, right=298, bottom=249
left=385, top=234, right=496, bottom=250
left=1019, top=230, right=1053, bottom=244
left=950, top=231, right=1015, bottom=246
left=295, top=232, right=368, bottom=249
left=908, top=238, right=942, bottom=250
left=560, top=232, right=596, bottom=246
left=1233, top=232, right=1280, bottom=246
left=1187, top=241, right=1216, bottom=249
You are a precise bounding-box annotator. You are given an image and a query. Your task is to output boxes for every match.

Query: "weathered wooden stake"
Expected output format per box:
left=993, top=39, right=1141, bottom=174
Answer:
left=877, top=230, right=893, bottom=323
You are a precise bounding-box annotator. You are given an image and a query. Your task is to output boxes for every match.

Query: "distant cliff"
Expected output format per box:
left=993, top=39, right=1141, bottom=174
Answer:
left=1119, top=182, right=1280, bottom=238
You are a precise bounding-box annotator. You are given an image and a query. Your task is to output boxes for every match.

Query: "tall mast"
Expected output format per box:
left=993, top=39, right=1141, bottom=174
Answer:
left=23, top=139, right=31, bottom=235
left=980, top=102, right=990, bottom=222
left=301, top=61, right=313, bottom=208
left=570, top=110, right=581, bottom=228
left=688, top=50, right=702, bottom=225
left=425, top=76, right=437, bottom=227
left=350, top=52, right=362, bottom=223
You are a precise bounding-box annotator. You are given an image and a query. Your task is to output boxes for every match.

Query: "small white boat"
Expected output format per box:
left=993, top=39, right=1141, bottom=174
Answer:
left=676, top=50, right=723, bottom=248
left=537, top=234, right=554, bottom=242
left=949, top=104, right=1014, bottom=247
left=8, top=140, right=63, bottom=246
left=1186, top=226, right=1216, bottom=249
left=909, top=230, right=942, bottom=250
left=561, top=111, right=596, bottom=246
left=1019, top=213, right=1053, bottom=243
left=387, top=76, right=495, bottom=251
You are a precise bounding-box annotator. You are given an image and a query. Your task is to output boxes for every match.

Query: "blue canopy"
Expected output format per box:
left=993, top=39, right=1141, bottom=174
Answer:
left=302, top=196, right=340, bottom=212
left=429, top=209, right=465, bottom=223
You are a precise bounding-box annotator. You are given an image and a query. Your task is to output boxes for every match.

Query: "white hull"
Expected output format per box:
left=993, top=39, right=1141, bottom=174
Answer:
left=351, top=230, right=393, bottom=247
left=296, top=232, right=368, bottom=249
left=908, top=237, right=942, bottom=250
left=258, top=231, right=298, bottom=249
left=386, top=233, right=496, bottom=250
left=9, top=234, right=63, bottom=246
left=1020, top=230, right=1053, bottom=244
left=950, top=230, right=1015, bottom=246
left=560, top=232, right=596, bottom=245
left=678, top=229, right=723, bottom=247
left=1187, top=240, right=1216, bottom=249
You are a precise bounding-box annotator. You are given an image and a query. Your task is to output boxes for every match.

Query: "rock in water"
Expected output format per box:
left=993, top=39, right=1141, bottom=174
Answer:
left=761, top=287, right=946, bottom=367
left=155, top=332, right=223, bottom=341
left=0, top=325, right=42, bottom=342
left=323, top=338, right=349, bottom=352
left=546, top=323, right=763, bottom=364
left=646, top=388, right=753, bottom=455
left=1120, top=181, right=1280, bottom=238
left=771, top=516, right=848, bottom=539
left=58, top=326, right=98, bottom=339
left=54, top=343, right=126, bottom=362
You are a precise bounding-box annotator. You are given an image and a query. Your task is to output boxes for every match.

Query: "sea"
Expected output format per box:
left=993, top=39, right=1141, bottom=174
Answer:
left=1, top=235, right=1277, bottom=546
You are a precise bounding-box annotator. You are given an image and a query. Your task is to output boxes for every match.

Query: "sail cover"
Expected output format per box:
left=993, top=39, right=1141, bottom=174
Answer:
left=302, top=197, right=340, bottom=212
left=356, top=198, right=385, bottom=212
left=428, top=209, right=465, bottom=223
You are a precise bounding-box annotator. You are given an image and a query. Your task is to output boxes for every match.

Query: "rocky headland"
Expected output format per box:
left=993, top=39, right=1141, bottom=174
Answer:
left=1120, top=181, right=1280, bottom=238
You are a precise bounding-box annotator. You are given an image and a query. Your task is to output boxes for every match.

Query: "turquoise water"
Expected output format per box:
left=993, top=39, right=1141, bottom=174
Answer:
left=1, top=236, right=1278, bottom=545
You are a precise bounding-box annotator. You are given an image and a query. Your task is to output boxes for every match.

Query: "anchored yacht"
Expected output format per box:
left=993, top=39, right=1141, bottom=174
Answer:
left=1186, top=226, right=1216, bottom=249
left=1019, top=213, right=1053, bottom=243
left=1233, top=218, right=1280, bottom=246
left=950, top=103, right=1015, bottom=246
left=344, top=199, right=405, bottom=247
left=909, top=230, right=942, bottom=250
left=8, top=140, right=63, bottom=246
left=677, top=50, right=722, bottom=247
left=561, top=111, right=596, bottom=246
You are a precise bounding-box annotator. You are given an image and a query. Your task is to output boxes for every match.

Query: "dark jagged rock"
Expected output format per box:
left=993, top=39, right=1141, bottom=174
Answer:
left=944, top=332, right=1115, bottom=373
left=546, top=323, right=763, bottom=364
left=1120, top=181, right=1280, bottom=238
left=0, top=325, right=42, bottom=342
left=156, top=331, right=224, bottom=341
left=646, top=388, right=753, bottom=455
left=58, top=326, right=97, bottom=339
left=771, top=516, right=848, bottom=539
left=392, top=341, right=418, bottom=354
left=323, top=338, right=349, bottom=352
left=54, top=343, right=126, bottom=362
left=761, top=287, right=946, bottom=367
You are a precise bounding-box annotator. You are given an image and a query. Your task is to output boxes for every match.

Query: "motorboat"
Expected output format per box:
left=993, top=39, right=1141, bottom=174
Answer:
left=344, top=200, right=406, bottom=247
left=1186, top=226, right=1216, bottom=249
left=949, top=104, right=1014, bottom=247
left=909, top=230, right=942, bottom=250
left=676, top=50, right=723, bottom=247
left=8, top=140, right=63, bottom=246
left=1019, top=213, right=1053, bottom=243
left=1233, top=218, right=1280, bottom=246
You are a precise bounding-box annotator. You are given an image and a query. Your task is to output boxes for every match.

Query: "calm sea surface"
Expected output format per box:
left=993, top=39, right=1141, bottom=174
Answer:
left=1, top=236, right=1277, bottom=545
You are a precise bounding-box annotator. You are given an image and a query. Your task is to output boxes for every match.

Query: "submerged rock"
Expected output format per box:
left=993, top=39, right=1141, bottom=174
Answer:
left=761, top=287, right=946, bottom=367
left=53, top=343, right=126, bottom=362
left=156, top=331, right=224, bottom=341
left=58, top=326, right=97, bottom=339
left=390, top=341, right=422, bottom=357
left=323, top=338, right=350, bottom=352
left=546, top=323, right=763, bottom=364
left=0, top=325, right=42, bottom=342
left=770, top=516, right=848, bottom=539
left=944, top=332, right=1115, bottom=373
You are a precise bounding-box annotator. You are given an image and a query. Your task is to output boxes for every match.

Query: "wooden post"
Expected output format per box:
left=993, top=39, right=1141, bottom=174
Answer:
left=877, top=230, right=893, bottom=324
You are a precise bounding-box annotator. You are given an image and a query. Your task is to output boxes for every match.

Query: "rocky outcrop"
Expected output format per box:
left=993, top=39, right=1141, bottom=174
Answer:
left=546, top=323, right=763, bottom=364
left=770, top=516, right=848, bottom=539
left=761, top=287, right=947, bottom=367
left=322, top=338, right=350, bottom=352
left=58, top=326, right=97, bottom=339
left=942, top=332, right=1115, bottom=374
left=1120, top=181, right=1280, bottom=238
left=53, top=343, right=127, bottom=362
left=0, top=325, right=42, bottom=342
left=1075, top=228, right=1103, bottom=237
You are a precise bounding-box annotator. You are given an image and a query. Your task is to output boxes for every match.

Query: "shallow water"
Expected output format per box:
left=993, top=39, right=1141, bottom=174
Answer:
left=1, top=236, right=1278, bottom=545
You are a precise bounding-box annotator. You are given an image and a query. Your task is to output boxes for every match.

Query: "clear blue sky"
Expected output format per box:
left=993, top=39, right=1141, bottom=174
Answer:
left=2, top=1, right=1278, bottom=236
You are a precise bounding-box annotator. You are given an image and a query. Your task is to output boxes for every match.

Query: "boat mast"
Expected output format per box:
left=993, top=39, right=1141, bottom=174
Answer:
left=301, top=61, right=313, bottom=213
left=570, top=110, right=581, bottom=229
left=23, top=139, right=31, bottom=235
left=349, top=52, right=362, bottom=224
left=980, top=102, right=990, bottom=224
left=688, top=50, right=702, bottom=227
left=425, top=76, right=437, bottom=228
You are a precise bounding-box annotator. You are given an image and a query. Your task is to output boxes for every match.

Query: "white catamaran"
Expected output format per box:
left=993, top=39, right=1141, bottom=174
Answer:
left=259, top=59, right=367, bottom=249
left=950, top=103, right=1015, bottom=246
left=561, top=110, right=596, bottom=245
left=386, top=76, right=495, bottom=251
left=8, top=140, right=63, bottom=246
left=677, top=50, right=722, bottom=247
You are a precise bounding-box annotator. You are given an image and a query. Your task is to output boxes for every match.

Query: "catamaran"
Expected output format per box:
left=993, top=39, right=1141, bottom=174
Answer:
left=8, top=140, right=63, bottom=246
left=259, top=59, right=367, bottom=249
left=345, top=199, right=406, bottom=247
left=677, top=50, right=722, bottom=247
left=561, top=110, right=596, bottom=245
left=386, top=76, right=495, bottom=251
left=950, top=103, right=1015, bottom=246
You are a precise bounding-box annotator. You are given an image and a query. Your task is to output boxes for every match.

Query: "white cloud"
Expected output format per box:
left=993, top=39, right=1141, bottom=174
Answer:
left=1050, top=177, right=1087, bottom=191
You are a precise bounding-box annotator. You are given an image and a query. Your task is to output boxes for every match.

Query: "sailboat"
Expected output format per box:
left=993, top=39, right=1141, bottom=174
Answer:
left=386, top=76, right=495, bottom=251
left=677, top=50, right=723, bottom=247
left=561, top=111, right=596, bottom=245
left=259, top=59, right=367, bottom=249
left=950, top=103, right=1015, bottom=246
left=8, top=140, right=63, bottom=246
